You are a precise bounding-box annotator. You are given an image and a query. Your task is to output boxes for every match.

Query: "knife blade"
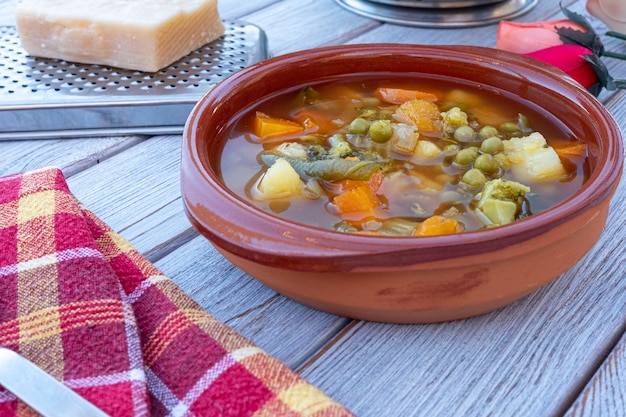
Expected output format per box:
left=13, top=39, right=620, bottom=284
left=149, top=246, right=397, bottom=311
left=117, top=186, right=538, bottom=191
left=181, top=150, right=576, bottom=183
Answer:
left=0, top=346, right=109, bottom=417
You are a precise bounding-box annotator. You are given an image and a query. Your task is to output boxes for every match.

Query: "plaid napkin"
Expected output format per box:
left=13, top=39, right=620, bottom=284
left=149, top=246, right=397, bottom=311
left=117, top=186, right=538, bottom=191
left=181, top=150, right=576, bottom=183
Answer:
left=0, top=167, right=354, bottom=417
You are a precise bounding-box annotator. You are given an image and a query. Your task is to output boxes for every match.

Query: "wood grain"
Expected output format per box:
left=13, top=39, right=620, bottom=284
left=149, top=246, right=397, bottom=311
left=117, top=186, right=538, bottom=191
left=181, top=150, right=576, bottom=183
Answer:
left=562, top=93, right=626, bottom=417
left=3, top=0, right=626, bottom=415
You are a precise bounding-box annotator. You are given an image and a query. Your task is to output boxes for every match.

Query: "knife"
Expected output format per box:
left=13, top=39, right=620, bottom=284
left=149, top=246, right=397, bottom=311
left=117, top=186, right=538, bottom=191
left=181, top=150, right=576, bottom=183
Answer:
left=0, top=346, right=110, bottom=417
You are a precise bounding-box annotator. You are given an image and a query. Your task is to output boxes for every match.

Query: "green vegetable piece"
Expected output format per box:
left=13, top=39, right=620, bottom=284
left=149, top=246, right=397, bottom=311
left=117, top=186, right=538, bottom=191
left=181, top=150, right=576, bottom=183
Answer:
left=494, top=152, right=512, bottom=169
left=454, top=147, right=479, bottom=166
left=335, top=221, right=360, bottom=233
left=369, top=120, right=394, bottom=143
left=478, top=126, right=499, bottom=140
left=442, top=106, right=468, bottom=127
left=477, top=178, right=531, bottom=225
left=328, top=134, right=352, bottom=157
left=376, top=217, right=421, bottom=236
left=454, top=125, right=476, bottom=142
left=461, top=168, right=487, bottom=188
left=500, top=121, right=519, bottom=133
left=443, top=144, right=460, bottom=156
left=349, top=117, right=370, bottom=135
left=260, top=152, right=393, bottom=181
left=479, top=199, right=519, bottom=226
left=294, top=86, right=320, bottom=106
left=474, top=153, right=499, bottom=174
left=480, top=136, right=504, bottom=154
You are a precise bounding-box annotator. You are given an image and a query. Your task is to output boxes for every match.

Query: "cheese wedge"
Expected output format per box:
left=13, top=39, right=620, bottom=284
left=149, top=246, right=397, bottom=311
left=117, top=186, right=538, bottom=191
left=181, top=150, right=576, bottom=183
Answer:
left=15, top=0, right=225, bottom=72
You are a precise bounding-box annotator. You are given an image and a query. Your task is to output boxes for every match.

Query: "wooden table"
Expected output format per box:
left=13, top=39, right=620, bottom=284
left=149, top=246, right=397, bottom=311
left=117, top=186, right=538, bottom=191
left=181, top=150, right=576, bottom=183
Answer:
left=2, top=0, right=626, bottom=415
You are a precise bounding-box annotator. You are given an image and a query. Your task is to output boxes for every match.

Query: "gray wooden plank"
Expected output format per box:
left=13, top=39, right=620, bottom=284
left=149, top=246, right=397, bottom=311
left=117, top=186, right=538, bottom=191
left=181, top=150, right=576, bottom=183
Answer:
left=65, top=135, right=183, bottom=240
left=563, top=92, right=626, bottom=417
left=566, top=332, right=626, bottom=416
left=218, top=0, right=281, bottom=21
left=236, top=0, right=380, bottom=55
left=0, top=136, right=145, bottom=177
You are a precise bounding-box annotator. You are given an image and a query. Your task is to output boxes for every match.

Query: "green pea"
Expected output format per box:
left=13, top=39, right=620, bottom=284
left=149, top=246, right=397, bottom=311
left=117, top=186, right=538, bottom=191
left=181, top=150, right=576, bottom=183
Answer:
left=461, top=168, right=487, bottom=188
left=443, top=144, right=460, bottom=157
left=453, top=125, right=476, bottom=142
left=474, top=153, right=499, bottom=174
left=369, top=120, right=394, bottom=143
left=500, top=121, right=519, bottom=133
left=494, top=152, right=512, bottom=169
left=454, top=147, right=479, bottom=166
left=478, top=126, right=499, bottom=139
left=349, top=117, right=370, bottom=135
left=480, top=136, right=504, bottom=154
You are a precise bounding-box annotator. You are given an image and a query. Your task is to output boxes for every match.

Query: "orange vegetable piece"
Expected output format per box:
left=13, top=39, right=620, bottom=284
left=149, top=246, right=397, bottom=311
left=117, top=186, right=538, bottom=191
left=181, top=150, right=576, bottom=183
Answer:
left=413, top=215, right=463, bottom=237
left=253, top=111, right=309, bottom=141
left=333, top=171, right=384, bottom=195
left=553, top=142, right=586, bottom=157
left=292, top=108, right=339, bottom=134
left=332, top=185, right=380, bottom=215
left=376, top=87, right=438, bottom=104
left=394, top=99, right=443, bottom=134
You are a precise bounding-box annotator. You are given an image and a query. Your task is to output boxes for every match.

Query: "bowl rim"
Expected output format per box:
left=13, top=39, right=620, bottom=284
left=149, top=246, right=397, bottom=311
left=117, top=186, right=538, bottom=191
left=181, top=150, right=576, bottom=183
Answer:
left=182, top=43, right=624, bottom=272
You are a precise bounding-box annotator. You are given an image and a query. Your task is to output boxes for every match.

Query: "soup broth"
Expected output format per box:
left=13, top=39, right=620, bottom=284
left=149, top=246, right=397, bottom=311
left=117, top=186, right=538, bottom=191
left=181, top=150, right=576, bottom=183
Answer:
left=219, top=75, right=587, bottom=237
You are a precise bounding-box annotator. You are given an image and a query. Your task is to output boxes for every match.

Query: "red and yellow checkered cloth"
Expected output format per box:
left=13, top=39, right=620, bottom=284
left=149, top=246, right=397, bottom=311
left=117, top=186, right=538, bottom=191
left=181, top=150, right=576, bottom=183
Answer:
left=0, top=167, right=354, bottom=417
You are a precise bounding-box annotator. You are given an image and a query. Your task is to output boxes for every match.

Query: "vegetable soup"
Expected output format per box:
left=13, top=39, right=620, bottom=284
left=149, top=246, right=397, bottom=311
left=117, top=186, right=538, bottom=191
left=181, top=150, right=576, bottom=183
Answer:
left=219, top=75, right=587, bottom=237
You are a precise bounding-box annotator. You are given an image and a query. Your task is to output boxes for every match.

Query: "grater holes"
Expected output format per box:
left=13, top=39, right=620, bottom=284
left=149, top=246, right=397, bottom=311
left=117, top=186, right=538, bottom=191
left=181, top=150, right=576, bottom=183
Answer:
left=1, top=21, right=265, bottom=97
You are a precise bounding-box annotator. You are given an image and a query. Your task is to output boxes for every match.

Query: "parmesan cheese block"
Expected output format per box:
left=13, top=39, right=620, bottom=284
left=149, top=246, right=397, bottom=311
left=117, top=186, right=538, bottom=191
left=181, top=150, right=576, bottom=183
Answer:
left=15, top=0, right=225, bottom=72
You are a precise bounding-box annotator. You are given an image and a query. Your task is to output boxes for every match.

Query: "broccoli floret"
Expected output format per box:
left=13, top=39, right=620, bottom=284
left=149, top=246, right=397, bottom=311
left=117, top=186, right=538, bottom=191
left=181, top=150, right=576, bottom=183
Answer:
left=476, top=178, right=530, bottom=226
left=327, top=134, right=353, bottom=158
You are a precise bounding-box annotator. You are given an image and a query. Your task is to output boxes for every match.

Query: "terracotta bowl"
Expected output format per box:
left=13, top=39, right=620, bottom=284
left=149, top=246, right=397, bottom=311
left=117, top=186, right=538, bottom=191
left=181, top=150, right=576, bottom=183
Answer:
left=181, top=44, right=623, bottom=323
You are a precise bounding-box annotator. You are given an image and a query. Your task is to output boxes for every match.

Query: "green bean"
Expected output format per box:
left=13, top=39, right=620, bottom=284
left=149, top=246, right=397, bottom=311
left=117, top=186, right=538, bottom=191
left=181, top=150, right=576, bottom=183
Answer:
left=260, top=152, right=394, bottom=181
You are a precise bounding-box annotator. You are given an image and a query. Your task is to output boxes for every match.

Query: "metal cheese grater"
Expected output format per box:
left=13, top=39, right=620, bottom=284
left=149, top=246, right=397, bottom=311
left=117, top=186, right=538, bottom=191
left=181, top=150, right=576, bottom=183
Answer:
left=0, top=20, right=269, bottom=139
